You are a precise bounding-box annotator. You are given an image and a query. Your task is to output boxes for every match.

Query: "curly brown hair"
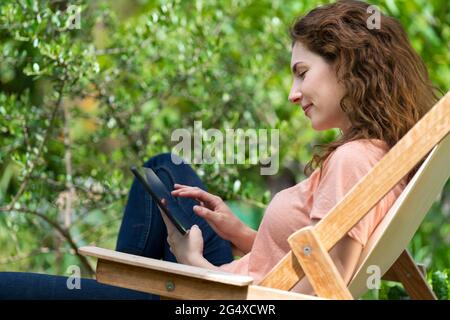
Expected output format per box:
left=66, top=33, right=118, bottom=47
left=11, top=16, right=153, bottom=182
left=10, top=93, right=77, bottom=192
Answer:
left=290, top=0, right=441, bottom=183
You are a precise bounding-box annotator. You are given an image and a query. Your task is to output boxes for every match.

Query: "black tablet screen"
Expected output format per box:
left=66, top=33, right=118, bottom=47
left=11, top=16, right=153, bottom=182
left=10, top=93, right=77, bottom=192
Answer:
left=130, top=166, right=191, bottom=235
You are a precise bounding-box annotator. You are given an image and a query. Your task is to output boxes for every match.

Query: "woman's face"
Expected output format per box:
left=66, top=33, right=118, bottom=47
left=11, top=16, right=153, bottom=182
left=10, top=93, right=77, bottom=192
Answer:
left=289, top=41, right=351, bottom=134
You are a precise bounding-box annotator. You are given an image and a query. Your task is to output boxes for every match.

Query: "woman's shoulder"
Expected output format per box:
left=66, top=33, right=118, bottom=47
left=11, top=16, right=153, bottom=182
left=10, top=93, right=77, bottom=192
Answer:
left=339, top=138, right=389, bottom=152
left=325, top=138, right=390, bottom=169
left=336, top=138, right=388, bottom=156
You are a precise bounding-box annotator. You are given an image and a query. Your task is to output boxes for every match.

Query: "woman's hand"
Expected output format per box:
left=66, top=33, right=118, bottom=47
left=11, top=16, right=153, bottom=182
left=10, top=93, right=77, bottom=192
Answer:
left=158, top=199, right=204, bottom=265
left=171, top=184, right=256, bottom=254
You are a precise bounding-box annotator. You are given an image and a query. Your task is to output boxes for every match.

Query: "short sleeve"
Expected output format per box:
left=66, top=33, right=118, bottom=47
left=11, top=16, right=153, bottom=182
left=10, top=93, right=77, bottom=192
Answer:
left=309, top=142, right=384, bottom=247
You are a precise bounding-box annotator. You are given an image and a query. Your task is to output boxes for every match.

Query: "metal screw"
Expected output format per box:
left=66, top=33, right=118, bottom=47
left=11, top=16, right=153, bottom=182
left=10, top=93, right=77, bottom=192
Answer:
left=166, top=280, right=175, bottom=292
left=303, top=246, right=312, bottom=256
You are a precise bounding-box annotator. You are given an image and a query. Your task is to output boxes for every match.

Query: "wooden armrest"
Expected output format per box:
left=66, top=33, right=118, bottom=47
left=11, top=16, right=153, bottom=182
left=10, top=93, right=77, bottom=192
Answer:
left=79, top=246, right=253, bottom=286
left=79, top=246, right=321, bottom=299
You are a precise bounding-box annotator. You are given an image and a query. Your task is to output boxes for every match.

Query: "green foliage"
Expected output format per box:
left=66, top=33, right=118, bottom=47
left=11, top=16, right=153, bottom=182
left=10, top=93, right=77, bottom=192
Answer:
left=379, top=282, right=408, bottom=300
left=430, top=269, right=450, bottom=300
left=0, top=0, right=448, bottom=299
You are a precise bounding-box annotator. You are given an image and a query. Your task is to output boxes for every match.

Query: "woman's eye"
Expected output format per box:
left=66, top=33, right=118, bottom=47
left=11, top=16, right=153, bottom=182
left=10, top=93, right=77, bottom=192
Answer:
left=297, top=71, right=307, bottom=78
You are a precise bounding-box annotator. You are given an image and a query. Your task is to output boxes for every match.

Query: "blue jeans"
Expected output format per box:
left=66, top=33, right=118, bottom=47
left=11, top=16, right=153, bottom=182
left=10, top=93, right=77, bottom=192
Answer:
left=0, top=153, right=234, bottom=299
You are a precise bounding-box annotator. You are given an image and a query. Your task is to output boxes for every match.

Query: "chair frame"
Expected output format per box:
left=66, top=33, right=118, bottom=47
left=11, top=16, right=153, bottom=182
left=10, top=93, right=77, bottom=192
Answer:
left=80, top=92, right=450, bottom=300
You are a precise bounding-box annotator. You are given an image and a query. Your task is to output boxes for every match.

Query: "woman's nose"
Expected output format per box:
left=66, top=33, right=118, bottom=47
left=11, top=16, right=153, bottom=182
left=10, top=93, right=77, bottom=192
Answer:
left=288, top=91, right=303, bottom=104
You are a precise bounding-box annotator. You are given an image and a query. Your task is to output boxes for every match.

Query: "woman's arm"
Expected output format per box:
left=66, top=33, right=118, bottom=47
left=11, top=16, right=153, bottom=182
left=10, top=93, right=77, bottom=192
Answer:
left=230, top=223, right=257, bottom=256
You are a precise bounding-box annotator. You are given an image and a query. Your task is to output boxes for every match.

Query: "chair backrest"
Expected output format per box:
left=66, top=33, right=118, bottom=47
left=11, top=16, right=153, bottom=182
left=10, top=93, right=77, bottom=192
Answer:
left=348, top=132, right=450, bottom=298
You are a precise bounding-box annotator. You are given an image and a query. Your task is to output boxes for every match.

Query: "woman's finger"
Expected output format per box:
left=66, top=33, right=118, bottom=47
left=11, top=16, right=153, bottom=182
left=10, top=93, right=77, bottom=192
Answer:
left=173, top=183, right=191, bottom=189
left=193, top=205, right=216, bottom=220
left=172, top=189, right=219, bottom=207
left=171, top=185, right=196, bottom=193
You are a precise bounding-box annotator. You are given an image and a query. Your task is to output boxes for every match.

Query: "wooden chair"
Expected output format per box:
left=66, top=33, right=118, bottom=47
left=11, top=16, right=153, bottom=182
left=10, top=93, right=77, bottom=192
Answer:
left=79, top=92, right=450, bottom=300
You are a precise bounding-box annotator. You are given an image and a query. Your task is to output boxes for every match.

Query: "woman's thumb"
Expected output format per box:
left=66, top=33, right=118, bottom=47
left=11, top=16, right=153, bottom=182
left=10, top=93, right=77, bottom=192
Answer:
left=190, top=224, right=202, bottom=236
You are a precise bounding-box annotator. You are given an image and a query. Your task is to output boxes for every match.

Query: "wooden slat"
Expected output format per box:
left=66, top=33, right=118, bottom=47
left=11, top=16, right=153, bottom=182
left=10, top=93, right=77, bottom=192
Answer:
left=79, top=246, right=252, bottom=286
left=382, top=267, right=398, bottom=282
left=258, top=251, right=305, bottom=289
left=287, top=227, right=353, bottom=300
left=382, top=250, right=426, bottom=282
left=384, top=251, right=437, bottom=300
left=95, top=259, right=322, bottom=300
left=245, top=285, right=323, bottom=300
left=259, top=92, right=450, bottom=291
left=416, top=264, right=427, bottom=277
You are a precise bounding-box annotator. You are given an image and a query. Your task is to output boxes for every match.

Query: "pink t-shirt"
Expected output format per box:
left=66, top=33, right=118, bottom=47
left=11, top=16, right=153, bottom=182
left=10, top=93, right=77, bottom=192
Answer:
left=218, top=139, right=407, bottom=284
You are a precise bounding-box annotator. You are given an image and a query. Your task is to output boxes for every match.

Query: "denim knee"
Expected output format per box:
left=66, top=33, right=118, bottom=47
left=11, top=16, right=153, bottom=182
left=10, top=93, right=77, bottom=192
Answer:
left=143, top=152, right=186, bottom=169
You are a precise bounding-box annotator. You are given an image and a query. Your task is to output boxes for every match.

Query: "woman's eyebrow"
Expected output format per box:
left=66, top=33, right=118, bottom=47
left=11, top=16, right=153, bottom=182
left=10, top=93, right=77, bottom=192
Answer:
left=291, top=61, right=306, bottom=74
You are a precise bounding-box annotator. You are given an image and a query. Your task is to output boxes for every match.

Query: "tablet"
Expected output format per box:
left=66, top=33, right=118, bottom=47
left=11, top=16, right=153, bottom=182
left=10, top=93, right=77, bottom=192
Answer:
left=130, top=166, right=191, bottom=235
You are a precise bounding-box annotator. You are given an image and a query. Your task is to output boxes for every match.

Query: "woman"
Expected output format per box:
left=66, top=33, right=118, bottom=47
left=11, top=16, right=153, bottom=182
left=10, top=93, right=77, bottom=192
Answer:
left=0, top=0, right=439, bottom=299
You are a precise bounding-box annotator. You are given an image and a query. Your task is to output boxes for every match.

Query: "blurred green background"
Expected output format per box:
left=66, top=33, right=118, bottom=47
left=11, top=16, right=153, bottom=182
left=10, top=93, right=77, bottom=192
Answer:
left=0, top=0, right=449, bottom=299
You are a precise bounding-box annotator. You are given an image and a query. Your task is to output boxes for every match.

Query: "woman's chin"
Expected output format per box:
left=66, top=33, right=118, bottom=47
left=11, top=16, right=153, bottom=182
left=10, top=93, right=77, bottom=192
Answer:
left=311, top=122, right=331, bottom=132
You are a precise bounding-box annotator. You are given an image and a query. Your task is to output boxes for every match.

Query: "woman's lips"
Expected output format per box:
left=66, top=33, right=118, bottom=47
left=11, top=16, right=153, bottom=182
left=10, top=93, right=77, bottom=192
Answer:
left=303, top=103, right=313, bottom=116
